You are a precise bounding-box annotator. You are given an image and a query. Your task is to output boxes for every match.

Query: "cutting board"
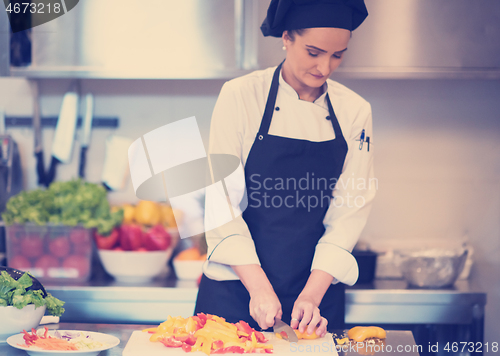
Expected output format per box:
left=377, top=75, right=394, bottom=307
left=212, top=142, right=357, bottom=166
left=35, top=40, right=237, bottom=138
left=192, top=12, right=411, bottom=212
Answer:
left=122, top=330, right=339, bottom=356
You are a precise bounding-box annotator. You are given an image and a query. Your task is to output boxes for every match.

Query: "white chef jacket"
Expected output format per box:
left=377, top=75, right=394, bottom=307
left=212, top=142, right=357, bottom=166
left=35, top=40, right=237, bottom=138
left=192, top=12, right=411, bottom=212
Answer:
left=203, top=66, right=376, bottom=286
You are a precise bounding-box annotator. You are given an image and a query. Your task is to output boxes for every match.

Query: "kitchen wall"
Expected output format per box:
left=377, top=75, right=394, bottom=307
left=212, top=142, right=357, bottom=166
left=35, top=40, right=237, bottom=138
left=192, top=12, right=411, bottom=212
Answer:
left=1, top=76, right=499, bottom=347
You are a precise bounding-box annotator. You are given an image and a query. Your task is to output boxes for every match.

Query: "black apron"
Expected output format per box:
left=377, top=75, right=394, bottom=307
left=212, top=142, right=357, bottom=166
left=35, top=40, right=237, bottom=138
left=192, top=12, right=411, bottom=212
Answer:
left=195, top=63, right=349, bottom=331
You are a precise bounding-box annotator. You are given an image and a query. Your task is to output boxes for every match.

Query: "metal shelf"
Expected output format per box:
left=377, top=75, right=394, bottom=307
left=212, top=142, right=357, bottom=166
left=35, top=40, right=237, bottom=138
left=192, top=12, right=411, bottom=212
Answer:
left=9, top=66, right=500, bottom=80
left=5, top=116, right=119, bottom=128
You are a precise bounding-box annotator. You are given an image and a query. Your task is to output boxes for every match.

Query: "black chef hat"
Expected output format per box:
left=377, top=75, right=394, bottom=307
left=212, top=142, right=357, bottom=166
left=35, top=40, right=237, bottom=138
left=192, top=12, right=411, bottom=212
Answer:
left=261, top=0, right=368, bottom=37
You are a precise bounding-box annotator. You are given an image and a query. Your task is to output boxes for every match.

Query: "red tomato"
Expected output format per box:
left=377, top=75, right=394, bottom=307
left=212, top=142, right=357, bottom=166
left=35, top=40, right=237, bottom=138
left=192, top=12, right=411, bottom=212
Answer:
left=48, top=237, right=71, bottom=258
left=69, top=228, right=89, bottom=245
left=142, top=224, right=171, bottom=251
left=62, top=255, right=90, bottom=278
left=120, top=224, right=143, bottom=250
left=8, top=255, right=32, bottom=269
left=94, top=228, right=120, bottom=250
left=34, top=255, right=60, bottom=275
left=72, top=241, right=92, bottom=256
left=20, top=236, right=44, bottom=258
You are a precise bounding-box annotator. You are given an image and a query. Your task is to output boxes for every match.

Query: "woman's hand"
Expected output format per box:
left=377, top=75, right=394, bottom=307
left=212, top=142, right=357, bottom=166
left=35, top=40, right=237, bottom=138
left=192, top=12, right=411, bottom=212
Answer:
left=290, top=269, right=334, bottom=337
left=232, top=264, right=282, bottom=330
left=290, top=295, right=328, bottom=337
left=249, top=288, right=282, bottom=330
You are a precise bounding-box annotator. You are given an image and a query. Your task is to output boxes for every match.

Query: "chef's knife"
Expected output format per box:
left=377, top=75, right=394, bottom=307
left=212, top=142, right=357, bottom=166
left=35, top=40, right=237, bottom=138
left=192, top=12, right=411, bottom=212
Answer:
left=78, top=93, right=93, bottom=179
left=30, top=80, right=45, bottom=186
left=273, top=318, right=298, bottom=342
left=44, top=87, right=79, bottom=187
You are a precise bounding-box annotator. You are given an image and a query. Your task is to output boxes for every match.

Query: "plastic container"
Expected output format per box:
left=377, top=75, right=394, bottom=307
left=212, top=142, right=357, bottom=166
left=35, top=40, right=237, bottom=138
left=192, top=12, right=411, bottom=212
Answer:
left=5, top=224, right=92, bottom=283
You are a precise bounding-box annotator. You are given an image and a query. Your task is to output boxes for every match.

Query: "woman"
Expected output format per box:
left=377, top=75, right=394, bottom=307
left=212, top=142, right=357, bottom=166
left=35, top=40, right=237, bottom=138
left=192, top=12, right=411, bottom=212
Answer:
left=195, top=0, right=375, bottom=337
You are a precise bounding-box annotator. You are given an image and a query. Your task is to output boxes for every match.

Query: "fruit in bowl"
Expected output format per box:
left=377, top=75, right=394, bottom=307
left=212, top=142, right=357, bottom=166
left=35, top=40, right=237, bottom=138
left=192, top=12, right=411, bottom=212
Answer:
left=173, top=247, right=207, bottom=280
left=0, top=268, right=65, bottom=342
left=94, top=224, right=174, bottom=283
left=98, top=248, right=173, bottom=283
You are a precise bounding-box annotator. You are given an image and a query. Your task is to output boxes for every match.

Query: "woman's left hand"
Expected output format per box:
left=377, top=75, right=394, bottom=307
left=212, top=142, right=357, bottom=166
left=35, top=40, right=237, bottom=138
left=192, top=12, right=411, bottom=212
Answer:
left=291, top=295, right=328, bottom=337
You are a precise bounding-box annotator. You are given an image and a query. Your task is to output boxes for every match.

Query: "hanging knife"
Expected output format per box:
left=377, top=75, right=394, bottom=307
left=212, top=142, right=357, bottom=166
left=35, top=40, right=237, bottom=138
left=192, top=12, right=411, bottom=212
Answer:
left=273, top=318, right=298, bottom=342
left=44, top=84, right=79, bottom=187
left=30, top=80, right=45, bottom=186
left=79, top=93, right=93, bottom=179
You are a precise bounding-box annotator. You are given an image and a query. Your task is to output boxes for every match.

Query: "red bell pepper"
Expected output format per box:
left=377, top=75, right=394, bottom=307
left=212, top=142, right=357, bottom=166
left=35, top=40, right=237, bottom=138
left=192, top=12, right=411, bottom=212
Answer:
left=94, top=228, right=120, bottom=250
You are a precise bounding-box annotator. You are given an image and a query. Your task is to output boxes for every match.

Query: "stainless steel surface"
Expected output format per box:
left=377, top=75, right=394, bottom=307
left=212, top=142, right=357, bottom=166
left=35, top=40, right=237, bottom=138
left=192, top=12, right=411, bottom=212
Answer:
left=258, top=0, right=500, bottom=78
left=273, top=318, right=298, bottom=342
left=44, top=274, right=486, bottom=328
left=396, top=248, right=468, bottom=288
left=3, top=0, right=500, bottom=79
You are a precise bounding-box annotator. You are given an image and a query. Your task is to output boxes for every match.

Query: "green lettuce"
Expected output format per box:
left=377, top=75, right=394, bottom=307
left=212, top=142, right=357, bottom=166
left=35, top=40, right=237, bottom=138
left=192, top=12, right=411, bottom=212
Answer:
left=1, top=179, right=123, bottom=235
left=0, top=271, right=65, bottom=316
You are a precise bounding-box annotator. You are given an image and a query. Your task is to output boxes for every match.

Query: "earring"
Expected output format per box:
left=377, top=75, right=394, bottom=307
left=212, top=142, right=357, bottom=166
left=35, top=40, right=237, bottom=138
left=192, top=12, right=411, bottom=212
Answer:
left=282, top=46, right=286, bottom=51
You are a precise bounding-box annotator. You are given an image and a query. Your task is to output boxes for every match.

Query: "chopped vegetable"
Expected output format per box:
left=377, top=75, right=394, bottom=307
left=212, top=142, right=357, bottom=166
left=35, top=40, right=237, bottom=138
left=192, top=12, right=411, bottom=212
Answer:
left=0, top=270, right=65, bottom=316
left=347, top=326, right=386, bottom=342
left=20, top=327, right=108, bottom=351
left=2, top=179, right=123, bottom=236
left=144, top=313, right=273, bottom=355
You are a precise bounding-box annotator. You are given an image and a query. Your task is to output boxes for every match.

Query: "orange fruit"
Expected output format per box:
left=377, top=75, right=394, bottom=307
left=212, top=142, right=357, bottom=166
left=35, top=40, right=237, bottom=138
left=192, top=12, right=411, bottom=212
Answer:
left=134, top=200, right=161, bottom=226
left=175, top=247, right=202, bottom=261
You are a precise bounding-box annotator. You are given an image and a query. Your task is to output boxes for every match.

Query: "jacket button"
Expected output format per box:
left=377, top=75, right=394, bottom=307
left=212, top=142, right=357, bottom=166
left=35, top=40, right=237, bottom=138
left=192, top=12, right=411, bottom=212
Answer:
left=258, top=135, right=264, bottom=140
left=275, top=107, right=280, bottom=111
left=326, top=116, right=331, bottom=120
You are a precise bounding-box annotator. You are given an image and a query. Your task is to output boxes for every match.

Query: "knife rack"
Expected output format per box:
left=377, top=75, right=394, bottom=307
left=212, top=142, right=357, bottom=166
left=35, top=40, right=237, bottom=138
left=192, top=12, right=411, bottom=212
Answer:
left=3, top=117, right=119, bottom=128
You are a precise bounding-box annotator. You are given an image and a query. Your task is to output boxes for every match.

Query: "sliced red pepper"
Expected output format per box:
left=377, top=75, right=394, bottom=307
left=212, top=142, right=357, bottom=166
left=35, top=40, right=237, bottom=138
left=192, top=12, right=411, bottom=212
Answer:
left=264, top=348, right=274, bottom=353
left=223, top=346, right=245, bottom=353
left=159, top=336, right=183, bottom=348
left=280, top=331, right=288, bottom=339
left=237, top=320, right=253, bottom=335
left=212, top=340, right=224, bottom=349
left=182, top=344, right=192, bottom=352
left=22, top=330, right=38, bottom=345
left=174, top=334, right=196, bottom=346
left=255, top=330, right=267, bottom=343
left=43, top=326, right=49, bottom=339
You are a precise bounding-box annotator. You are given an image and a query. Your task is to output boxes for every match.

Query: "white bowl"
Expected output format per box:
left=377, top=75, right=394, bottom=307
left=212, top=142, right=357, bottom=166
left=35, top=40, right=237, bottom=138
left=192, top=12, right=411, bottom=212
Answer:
left=173, top=259, right=205, bottom=280
left=0, top=304, right=46, bottom=343
left=98, top=248, right=173, bottom=283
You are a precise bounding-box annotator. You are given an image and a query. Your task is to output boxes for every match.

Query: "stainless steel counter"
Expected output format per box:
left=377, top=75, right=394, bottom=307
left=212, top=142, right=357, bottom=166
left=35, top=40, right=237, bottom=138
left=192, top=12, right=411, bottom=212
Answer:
left=42, top=273, right=486, bottom=353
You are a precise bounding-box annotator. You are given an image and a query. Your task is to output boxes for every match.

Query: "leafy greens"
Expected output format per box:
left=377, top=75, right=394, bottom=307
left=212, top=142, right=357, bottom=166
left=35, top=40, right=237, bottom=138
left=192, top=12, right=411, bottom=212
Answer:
left=0, top=271, right=65, bottom=316
left=1, top=179, right=123, bottom=235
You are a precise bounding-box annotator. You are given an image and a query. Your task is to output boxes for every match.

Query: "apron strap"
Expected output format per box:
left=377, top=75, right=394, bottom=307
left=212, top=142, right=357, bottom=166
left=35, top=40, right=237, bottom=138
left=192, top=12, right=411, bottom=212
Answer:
left=326, top=93, right=344, bottom=140
left=257, top=62, right=283, bottom=138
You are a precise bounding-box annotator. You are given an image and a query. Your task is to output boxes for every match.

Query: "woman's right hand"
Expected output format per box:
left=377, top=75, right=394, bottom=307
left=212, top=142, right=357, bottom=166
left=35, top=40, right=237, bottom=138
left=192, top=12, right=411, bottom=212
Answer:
left=249, top=288, right=282, bottom=330
left=232, top=264, right=282, bottom=330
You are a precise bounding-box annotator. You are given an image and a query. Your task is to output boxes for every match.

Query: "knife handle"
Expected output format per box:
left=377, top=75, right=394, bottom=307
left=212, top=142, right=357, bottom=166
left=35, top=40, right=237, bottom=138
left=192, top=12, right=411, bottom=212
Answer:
left=35, top=151, right=45, bottom=186
left=44, top=156, right=60, bottom=187
left=79, top=147, right=87, bottom=179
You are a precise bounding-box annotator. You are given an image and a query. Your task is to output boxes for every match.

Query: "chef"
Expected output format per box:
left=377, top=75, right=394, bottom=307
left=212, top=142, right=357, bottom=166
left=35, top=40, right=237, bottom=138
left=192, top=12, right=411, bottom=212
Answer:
left=195, top=0, right=375, bottom=337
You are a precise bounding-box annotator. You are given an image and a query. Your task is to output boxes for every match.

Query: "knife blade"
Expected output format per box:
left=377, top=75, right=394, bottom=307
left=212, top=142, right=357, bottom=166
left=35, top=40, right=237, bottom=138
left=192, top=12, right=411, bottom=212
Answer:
left=273, top=318, right=298, bottom=342
left=44, top=86, right=79, bottom=186
left=79, top=93, right=93, bottom=179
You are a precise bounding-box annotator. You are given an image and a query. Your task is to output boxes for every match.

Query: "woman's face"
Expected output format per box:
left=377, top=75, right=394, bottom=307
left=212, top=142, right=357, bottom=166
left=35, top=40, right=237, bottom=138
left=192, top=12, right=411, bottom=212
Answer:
left=282, top=27, right=351, bottom=91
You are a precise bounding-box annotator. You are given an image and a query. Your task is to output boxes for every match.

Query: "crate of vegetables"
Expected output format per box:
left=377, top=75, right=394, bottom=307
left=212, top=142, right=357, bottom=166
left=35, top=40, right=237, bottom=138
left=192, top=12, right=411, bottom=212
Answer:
left=2, top=180, right=123, bottom=283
